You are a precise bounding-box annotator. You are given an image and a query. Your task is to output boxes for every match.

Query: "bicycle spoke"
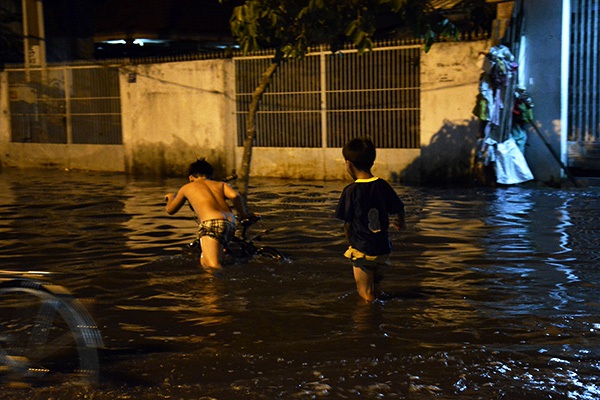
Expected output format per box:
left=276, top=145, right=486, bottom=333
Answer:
left=28, top=298, right=59, bottom=350
left=0, top=280, right=103, bottom=384
left=0, top=345, right=17, bottom=371
left=24, top=330, right=75, bottom=364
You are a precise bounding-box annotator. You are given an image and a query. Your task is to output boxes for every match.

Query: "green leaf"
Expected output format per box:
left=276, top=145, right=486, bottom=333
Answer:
left=227, top=0, right=459, bottom=57
left=309, top=0, right=324, bottom=9
left=424, top=29, right=436, bottom=53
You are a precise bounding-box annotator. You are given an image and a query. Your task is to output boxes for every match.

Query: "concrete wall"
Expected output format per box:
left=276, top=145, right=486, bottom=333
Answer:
left=520, top=0, right=565, bottom=183
left=242, top=40, right=490, bottom=183
left=417, top=40, right=490, bottom=184
left=120, top=59, right=237, bottom=178
left=0, top=70, right=125, bottom=172
left=0, top=143, right=124, bottom=171
left=237, top=146, right=424, bottom=182
left=1, top=40, right=490, bottom=184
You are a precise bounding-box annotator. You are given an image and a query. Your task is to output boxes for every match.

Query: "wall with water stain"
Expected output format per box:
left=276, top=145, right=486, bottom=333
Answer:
left=0, top=41, right=495, bottom=184
left=119, top=59, right=237, bottom=179
left=241, top=41, right=491, bottom=183
left=412, top=40, right=490, bottom=184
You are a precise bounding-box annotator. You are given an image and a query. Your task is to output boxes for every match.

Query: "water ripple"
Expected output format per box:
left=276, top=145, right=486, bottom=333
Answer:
left=0, top=170, right=599, bottom=399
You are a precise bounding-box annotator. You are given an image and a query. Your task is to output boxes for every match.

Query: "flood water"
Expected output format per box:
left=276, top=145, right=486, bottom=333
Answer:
left=0, top=168, right=598, bottom=399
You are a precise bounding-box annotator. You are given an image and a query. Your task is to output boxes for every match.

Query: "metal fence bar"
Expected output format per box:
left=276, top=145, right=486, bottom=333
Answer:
left=64, top=68, right=73, bottom=144
left=7, top=69, right=65, bottom=143
left=569, top=0, right=600, bottom=143
left=70, top=67, right=122, bottom=145
left=583, top=0, right=591, bottom=141
left=6, top=64, right=123, bottom=145
left=326, top=45, right=421, bottom=149
left=574, top=0, right=582, bottom=142
left=590, top=2, right=600, bottom=141
left=234, top=44, right=421, bottom=149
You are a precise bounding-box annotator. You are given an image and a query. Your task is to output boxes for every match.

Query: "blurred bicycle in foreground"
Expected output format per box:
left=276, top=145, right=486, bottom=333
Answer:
left=0, top=271, right=103, bottom=386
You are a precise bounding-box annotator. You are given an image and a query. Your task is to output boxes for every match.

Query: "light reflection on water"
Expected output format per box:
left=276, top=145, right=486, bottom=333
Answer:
left=0, top=168, right=599, bottom=399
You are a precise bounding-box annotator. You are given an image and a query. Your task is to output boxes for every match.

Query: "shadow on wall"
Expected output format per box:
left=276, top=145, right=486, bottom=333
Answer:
left=399, top=118, right=481, bottom=186
left=129, top=136, right=228, bottom=179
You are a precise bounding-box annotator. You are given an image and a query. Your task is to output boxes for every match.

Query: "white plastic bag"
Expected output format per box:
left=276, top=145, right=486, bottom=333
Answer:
left=495, top=138, right=534, bottom=185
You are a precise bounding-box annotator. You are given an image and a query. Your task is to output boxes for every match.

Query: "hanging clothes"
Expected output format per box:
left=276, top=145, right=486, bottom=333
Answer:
left=474, top=45, right=534, bottom=185
left=510, top=87, right=535, bottom=154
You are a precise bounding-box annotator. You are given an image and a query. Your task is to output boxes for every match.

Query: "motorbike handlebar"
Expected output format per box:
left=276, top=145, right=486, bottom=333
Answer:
left=239, top=213, right=261, bottom=227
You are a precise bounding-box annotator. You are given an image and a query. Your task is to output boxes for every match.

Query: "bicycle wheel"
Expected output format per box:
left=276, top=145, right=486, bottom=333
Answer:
left=0, top=278, right=103, bottom=385
left=256, top=246, right=287, bottom=261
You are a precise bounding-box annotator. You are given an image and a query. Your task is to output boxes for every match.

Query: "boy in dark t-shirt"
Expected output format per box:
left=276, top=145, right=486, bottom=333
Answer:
left=335, top=138, right=405, bottom=302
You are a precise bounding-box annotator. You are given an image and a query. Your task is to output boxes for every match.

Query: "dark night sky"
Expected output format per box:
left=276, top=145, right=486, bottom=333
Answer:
left=91, top=0, right=238, bottom=42
left=2, top=0, right=492, bottom=62
left=39, top=0, right=240, bottom=60
left=39, top=0, right=236, bottom=37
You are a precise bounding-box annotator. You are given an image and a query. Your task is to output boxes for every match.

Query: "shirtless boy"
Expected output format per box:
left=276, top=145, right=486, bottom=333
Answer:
left=165, top=158, right=253, bottom=269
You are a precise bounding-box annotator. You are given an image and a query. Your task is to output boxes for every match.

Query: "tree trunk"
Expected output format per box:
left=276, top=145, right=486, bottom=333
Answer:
left=239, top=61, right=279, bottom=204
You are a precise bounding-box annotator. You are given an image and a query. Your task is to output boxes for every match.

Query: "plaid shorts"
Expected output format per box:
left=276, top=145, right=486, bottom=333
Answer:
left=198, top=219, right=236, bottom=247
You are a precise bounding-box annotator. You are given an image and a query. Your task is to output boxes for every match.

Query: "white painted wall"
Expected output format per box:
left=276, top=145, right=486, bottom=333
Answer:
left=419, top=40, right=491, bottom=183
left=0, top=143, right=124, bottom=171
left=1, top=40, right=492, bottom=184
left=243, top=40, right=490, bottom=183
left=520, top=0, right=565, bottom=183
left=119, top=59, right=237, bottom=178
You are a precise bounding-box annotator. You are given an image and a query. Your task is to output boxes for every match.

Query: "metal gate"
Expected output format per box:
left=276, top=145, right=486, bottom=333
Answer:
left=568, top=0, right=600, bottom=170
left=6, top=65, right=122, bottom=145
left=234, top=44, right=421, bottom=149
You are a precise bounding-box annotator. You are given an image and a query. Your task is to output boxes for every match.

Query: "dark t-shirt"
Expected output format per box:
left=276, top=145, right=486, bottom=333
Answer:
left=335, top=177, right=404, bottom=256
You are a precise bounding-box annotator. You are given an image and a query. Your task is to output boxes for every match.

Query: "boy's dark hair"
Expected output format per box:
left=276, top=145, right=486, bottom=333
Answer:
left=342, top=138, right=376, bottom=171
left=188, top=158, right=214, bottom=178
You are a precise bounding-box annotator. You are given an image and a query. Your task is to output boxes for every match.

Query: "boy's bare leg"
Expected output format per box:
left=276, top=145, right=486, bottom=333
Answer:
left=353, top=266, right=376, bottom=302
left=200, top=236, right=223, bottom=269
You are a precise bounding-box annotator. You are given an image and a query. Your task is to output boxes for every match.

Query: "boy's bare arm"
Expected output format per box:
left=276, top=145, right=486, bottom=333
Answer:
left=165, top=187, right=188, bottom=215
left=223, top=183, right=252, bottom=218
left=391, top=212, right=406, bottom=231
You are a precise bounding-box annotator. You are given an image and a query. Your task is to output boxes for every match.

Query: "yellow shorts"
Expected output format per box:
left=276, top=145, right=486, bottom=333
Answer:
left=343, top=246, right=389, bottom=271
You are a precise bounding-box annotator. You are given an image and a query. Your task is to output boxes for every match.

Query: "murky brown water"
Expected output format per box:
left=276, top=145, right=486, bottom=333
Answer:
left=0, top=168, right=598, bottom=399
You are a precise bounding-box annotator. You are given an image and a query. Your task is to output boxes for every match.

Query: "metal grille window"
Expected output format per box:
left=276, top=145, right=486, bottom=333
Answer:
left=7, top=65, right=122, bottom=145
left=70, top=67, right=122, bottom=145
left=326, top=46, right=420, bottom=148
left=235, top=55, right=322, bottom=147
left=8, top=69, right=67, bottom=143
left=568, top=0, right=600, bottom=143
left=234, top=44, right=421, bottom=149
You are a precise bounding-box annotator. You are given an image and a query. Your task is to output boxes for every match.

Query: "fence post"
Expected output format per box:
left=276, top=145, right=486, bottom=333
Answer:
left=319, top=46, right=327, bottom=149
left=64, top=68, right=72, bottom=146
